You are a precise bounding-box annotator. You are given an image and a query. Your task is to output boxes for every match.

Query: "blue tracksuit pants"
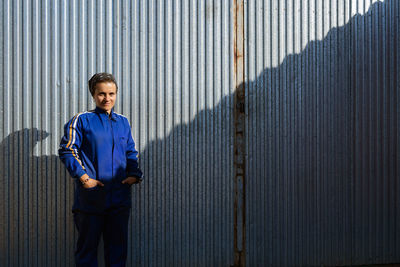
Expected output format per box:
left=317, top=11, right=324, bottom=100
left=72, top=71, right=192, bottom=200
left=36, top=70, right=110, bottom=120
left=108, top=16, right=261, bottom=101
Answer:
left=73, top=207, right=131, bottom=267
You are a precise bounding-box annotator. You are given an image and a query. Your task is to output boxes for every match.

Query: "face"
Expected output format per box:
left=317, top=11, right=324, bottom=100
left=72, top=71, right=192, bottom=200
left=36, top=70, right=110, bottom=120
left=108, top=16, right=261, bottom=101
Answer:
left=93, top=82, right=117, bottom=113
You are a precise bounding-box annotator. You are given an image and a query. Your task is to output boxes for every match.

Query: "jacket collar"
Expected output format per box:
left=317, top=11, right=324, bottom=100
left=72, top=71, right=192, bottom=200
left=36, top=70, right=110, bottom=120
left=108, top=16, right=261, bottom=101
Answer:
left=95, top=106, right=117, bottom=121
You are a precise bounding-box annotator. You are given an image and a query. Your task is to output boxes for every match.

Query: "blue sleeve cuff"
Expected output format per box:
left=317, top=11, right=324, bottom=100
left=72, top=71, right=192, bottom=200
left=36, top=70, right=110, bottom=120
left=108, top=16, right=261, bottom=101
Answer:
left=75, top=169, right=87, bottom=179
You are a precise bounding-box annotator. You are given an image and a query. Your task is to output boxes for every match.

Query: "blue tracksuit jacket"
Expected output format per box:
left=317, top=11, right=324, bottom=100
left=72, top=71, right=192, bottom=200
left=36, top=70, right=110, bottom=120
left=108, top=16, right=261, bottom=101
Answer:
left=58, top=107, right=143, bottom=213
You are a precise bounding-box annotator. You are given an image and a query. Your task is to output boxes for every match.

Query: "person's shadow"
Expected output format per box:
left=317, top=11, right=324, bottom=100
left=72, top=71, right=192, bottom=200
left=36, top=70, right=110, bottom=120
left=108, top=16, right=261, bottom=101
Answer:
left=0, top=128, right=77, bottom=267
left=0, top=0, right=398, bottom=266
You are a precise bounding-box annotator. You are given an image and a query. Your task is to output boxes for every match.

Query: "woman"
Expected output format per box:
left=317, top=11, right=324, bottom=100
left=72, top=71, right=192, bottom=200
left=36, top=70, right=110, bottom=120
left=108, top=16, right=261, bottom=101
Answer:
left=59, top=73, right=143, bottom=267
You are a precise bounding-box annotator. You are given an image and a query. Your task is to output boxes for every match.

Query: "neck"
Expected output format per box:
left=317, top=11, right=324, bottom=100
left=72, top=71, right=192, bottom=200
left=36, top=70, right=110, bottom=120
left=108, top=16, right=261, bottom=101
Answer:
left=96, top=106, right=112, bottom=114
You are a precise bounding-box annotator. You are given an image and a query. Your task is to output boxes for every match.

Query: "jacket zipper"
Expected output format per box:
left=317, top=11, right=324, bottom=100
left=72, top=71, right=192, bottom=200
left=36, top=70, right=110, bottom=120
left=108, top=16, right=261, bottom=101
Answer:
left=109, top=115, right=114, bottom=177
left=108, top=115, right=115, bottom=205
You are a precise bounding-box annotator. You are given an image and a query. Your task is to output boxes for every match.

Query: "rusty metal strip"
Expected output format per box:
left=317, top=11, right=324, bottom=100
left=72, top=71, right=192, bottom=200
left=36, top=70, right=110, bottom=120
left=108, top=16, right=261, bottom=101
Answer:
left=233, top=0, right=246, bottom=266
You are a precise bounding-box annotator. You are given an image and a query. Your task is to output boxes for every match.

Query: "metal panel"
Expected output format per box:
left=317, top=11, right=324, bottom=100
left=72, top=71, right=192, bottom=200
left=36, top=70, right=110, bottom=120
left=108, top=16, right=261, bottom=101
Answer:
left=1, top=0, right=399, bottom=266
left=245, top=0, right=399, bottom=266
left=0, top=1, right=234, bottom=266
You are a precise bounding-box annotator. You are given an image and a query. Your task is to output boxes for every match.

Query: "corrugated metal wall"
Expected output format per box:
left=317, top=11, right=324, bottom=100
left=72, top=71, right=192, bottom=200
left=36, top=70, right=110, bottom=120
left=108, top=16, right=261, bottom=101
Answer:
left=0, top=0, right=399, bottom=266
left=245, top=0, right=399, bottom=266
left=0, top=1, right=234, bottom=266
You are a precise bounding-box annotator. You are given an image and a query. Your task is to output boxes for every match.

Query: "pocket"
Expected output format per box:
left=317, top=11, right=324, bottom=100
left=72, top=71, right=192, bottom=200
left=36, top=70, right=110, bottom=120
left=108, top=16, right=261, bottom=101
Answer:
left=111, top=182, right=132, bottom=206
left=119, top=136, right=127, bottom=144
left=83, top=185, right=98, bottom=191
left=123, top=181, right=133, bottom=187
left=79, top=185, right=106, bottom=209
left=121, top=182, right=133, bottom=194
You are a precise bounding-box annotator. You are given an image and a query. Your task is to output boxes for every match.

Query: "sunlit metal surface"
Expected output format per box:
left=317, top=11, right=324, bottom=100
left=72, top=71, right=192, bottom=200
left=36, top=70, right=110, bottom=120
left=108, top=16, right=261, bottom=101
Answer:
left=0, top=0, right=398, bottom=266
left=0, top=1, right=234, bottom=266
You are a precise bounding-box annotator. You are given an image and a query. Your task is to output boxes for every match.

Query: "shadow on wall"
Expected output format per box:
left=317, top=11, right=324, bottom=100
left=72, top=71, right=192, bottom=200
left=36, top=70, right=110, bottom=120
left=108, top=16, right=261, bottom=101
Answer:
left=242, top=0, right=399, bottom=266
left=0, top=0, right=398, bottom=266
left=0, top=128, right=77, bottom=267
left=136, top=1, right=398, bottom=266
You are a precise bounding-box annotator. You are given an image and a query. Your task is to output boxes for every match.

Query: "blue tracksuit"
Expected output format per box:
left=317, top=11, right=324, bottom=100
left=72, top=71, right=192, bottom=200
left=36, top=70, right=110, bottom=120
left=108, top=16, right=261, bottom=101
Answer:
left=58, top=107, right=143, bottom=266
left=59, top=106, right=143, bottom=213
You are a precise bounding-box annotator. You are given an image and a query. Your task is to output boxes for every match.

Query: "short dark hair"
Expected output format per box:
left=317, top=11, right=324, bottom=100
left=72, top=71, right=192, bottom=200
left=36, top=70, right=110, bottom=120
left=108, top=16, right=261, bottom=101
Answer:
left=88, top=72, right=118, bottom=96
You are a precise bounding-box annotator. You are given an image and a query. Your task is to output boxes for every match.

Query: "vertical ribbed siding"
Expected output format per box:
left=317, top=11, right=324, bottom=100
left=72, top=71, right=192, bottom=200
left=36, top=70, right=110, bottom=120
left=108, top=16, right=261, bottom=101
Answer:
left=1, top=0, right=399, bottom=266
left=0, top=1, right=234, bottom=266
left=245, top=0, right=399, bottom=266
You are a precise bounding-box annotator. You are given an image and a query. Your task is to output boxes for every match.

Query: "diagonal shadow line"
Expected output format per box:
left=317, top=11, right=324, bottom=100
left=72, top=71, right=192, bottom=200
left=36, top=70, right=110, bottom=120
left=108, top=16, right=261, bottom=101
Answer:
left=0, top=0, right=398, bottom=266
